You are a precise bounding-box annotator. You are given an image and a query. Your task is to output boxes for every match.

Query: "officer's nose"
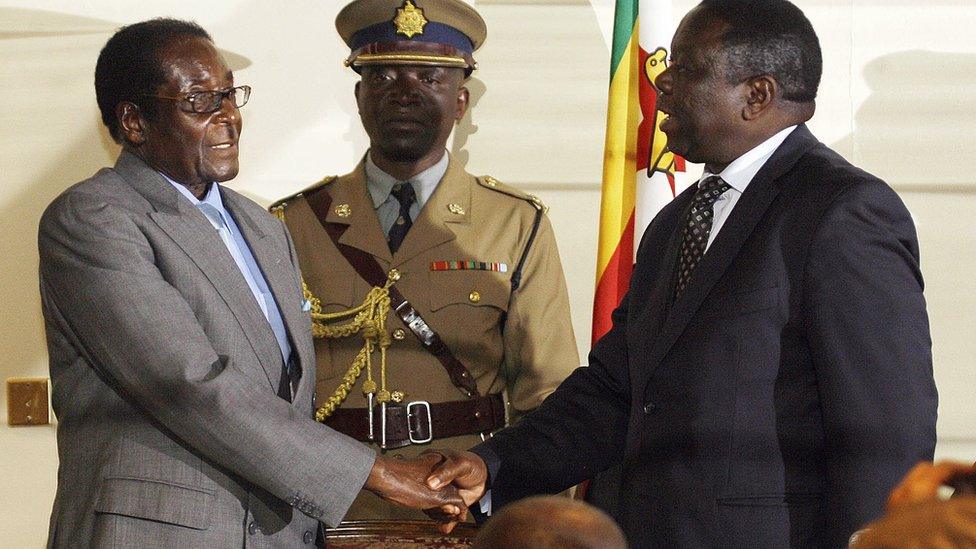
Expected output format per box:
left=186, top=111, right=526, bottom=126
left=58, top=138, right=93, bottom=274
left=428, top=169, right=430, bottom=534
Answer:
left=390, top=74, right=421, bottom=104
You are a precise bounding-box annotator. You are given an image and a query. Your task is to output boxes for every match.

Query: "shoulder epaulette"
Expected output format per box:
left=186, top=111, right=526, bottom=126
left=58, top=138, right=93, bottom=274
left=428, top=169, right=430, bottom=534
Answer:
left=269, top=176, right=338, bottom=215
left=476, top=175, right=548, bottom=292
left=476, top=175, right=549, bottom=214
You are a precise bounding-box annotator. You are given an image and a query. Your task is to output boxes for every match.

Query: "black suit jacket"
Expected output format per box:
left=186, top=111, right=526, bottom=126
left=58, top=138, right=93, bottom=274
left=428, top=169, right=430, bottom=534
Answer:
left=475, top=126, right=937, bottom=548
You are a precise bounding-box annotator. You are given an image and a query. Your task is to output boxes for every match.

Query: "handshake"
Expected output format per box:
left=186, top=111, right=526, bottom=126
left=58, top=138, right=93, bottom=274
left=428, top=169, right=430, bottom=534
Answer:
left=362, top=449, right=490, bottom=532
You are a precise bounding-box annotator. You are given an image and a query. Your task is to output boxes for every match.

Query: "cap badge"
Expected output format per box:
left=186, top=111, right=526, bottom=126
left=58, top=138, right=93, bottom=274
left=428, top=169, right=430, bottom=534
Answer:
left=394, top=0, right=428, bottom=38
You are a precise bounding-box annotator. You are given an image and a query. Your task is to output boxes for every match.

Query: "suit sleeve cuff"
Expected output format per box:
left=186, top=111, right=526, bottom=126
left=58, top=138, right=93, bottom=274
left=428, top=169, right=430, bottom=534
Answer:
left=469, top=443, right=500, bottom=522
left=470, top=444, right=500, bottom=489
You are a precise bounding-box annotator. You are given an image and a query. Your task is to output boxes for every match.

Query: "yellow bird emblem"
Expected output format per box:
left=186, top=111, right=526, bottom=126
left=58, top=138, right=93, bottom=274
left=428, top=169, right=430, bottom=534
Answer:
left=644, top=47, right=678, bottom=176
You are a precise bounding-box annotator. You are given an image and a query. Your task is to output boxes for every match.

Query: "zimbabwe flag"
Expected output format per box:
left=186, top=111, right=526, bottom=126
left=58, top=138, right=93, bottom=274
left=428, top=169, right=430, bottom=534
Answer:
left=592, top=0, right=687, bottom=343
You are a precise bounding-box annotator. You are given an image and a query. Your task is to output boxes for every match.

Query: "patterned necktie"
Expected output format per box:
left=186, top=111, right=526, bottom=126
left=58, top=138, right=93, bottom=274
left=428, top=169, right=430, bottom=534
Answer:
left=674, top=175, right=730, bottom=297
left=387, top=182, right=417, bottom=253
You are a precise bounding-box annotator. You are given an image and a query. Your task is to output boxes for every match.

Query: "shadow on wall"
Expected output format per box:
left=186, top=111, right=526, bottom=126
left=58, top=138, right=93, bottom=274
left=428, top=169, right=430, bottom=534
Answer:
left=451, top=76, right=487, bottom=171
left=0, top=8, right=251, bottom=387
left=830, top=50, right=976, bottom=187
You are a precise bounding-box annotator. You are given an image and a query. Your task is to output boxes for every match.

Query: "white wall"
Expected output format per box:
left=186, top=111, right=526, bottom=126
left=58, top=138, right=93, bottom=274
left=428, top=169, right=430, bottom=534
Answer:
left=1, top=1, right=974, bottom=546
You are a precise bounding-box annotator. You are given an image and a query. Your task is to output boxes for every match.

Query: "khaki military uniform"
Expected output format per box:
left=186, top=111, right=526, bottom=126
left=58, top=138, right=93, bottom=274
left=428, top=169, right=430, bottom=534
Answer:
left=273, top=156, right=579, bottom=519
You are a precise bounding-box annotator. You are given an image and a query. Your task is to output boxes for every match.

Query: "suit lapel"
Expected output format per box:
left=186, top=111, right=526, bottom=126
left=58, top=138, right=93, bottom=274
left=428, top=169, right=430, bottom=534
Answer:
left=629, top=187, right=696, bottom=364
left=641, top=125, right=819, bottom=377
left=222, top=189, right=311, bottom=400
left=116, top=152, right=280, bottom=391
left=392, top=157, right=466, bottom=267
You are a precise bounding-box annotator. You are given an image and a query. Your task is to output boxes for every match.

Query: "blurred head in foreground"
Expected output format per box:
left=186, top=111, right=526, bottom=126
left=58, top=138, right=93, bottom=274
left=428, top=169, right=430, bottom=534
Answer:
left=472, top=496, right=627, bottom=549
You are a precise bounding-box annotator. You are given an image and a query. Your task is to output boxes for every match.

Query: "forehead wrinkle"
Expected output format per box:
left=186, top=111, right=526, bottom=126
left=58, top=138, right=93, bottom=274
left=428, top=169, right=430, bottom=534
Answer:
left=175, top=63, right=232, bottom=91
left=159, top=39, right=230, bottom=89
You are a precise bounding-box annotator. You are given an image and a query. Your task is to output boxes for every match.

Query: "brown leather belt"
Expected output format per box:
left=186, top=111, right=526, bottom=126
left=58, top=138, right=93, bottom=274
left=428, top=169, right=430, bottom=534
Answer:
left=324, top=393, right=506, bottom=449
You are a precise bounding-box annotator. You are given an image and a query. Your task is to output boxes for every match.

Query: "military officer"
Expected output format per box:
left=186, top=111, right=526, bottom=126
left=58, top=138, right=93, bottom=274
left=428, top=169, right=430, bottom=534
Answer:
left=271, top=0, right=580, bottom=520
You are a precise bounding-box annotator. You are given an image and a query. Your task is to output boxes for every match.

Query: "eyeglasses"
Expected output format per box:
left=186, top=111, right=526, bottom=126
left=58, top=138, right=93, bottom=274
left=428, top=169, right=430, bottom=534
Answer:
left=145, top=85, right=251, bottom=114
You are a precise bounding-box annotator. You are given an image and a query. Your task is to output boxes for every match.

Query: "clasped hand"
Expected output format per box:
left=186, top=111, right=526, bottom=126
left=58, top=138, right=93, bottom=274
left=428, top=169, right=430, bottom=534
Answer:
left=363, top=449, right=488, bottom=533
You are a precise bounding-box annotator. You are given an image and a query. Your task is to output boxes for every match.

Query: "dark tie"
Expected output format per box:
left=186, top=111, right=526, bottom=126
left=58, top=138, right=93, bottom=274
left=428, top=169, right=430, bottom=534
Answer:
left=277, top=353, right=300, bottom=403
left=387, top=182, right=416, bottom=253
left=675, top=175, right=730, bottom=297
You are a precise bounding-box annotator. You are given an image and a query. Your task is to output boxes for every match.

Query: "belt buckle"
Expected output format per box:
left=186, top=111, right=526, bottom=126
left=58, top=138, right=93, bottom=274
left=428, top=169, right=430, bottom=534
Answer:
left=406, top=401, right=433, bottom=444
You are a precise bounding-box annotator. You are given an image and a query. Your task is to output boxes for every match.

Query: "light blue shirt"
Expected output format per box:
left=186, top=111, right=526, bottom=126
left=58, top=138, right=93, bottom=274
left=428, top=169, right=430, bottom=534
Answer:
left=163, top=176, right=293, bottom=367
left=365, top=150, right=449, bottom=235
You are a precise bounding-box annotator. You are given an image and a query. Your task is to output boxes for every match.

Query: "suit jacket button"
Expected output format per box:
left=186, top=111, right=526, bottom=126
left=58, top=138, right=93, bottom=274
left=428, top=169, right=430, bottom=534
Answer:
left=304, top=530, right=314, bottom=544
left=393, top=328, right=406, bottom=340
left=643, top=402, right=658, bottom=414
left=247, top=521, right=260, bottom=535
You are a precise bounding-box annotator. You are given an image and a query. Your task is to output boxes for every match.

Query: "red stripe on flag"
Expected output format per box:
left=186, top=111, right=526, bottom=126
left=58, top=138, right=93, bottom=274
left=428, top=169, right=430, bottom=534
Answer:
left=591, top=212, right=636, bottom=343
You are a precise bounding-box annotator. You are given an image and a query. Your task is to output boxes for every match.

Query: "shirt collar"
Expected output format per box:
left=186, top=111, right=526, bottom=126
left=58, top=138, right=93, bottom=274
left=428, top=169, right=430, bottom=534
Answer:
left=365, top=150, right=450, bottom=209
left=161, top=172, right=226, bottom=213
left=700, top=125, right=797, bottom=193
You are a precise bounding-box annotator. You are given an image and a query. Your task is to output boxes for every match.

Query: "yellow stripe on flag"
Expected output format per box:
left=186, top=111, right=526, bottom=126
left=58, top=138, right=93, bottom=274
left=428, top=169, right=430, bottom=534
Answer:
left=595, top=24, right=640, bottom=282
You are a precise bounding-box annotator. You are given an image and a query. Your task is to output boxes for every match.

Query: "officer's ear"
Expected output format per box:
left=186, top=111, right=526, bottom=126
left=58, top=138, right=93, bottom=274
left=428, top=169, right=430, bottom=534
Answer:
left=118, top=101, right=147, bottom=146
left=455, top=86, right=469, bottom=122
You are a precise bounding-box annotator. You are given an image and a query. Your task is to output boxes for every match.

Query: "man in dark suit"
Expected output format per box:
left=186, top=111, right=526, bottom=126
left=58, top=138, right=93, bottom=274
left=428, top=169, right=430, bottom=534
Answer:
left=39, top=18, right=460, bottom=548
left=422, top=0, right=938, bottom=546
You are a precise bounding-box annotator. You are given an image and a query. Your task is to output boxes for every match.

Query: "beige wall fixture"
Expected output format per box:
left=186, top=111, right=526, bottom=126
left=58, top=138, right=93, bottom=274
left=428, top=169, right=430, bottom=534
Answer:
left=6, top=378, right=49, bottom=426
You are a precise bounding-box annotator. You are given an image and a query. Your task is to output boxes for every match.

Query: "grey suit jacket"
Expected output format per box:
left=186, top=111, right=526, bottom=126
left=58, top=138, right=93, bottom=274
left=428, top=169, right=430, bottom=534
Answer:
left=39, top=152, right=375, bottom=548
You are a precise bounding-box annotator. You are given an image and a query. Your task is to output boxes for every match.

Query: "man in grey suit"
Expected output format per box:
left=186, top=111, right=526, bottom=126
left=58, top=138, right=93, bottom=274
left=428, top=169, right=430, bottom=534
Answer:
left=39, top=18, right=461, bottom=548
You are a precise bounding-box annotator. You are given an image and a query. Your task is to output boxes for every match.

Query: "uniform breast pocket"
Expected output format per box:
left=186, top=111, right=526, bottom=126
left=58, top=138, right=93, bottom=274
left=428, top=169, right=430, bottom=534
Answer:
left=309, top=269, right=357, bottom=313
left=428, top=270, right=510, bottom=330
left=306, top=270, right=359, bottom=382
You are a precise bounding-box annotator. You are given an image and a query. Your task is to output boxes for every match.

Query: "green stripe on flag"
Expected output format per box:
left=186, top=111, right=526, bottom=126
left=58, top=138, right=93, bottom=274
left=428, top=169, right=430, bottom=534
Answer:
left=609, top=0, right=638, bottom=78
